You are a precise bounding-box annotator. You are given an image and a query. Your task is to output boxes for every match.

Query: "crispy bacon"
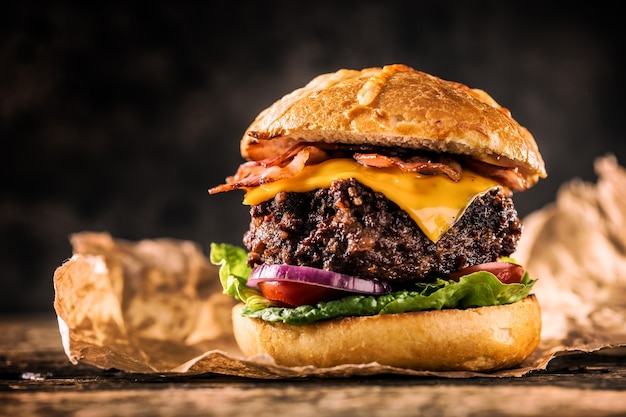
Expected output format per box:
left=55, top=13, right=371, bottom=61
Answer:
left=259, top=143, right=327, bottom=168
left=463, top=159, right=528, bottom=191
left=208, top=146, right=328, bottom=194
left=208, top=143, right=527, bottom=195
left=353, top=153, right=462, bottom=181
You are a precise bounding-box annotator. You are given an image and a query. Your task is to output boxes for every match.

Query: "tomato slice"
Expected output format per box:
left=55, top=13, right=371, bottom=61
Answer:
left=449, top=261, right=525, bottom=284
left=258, top=281, right=347, bottom=307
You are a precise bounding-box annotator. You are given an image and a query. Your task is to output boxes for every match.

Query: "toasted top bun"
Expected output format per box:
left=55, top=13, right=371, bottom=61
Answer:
left=232, top=295, right=541, bottom=372
left=241, top=64, right=546, bottom=187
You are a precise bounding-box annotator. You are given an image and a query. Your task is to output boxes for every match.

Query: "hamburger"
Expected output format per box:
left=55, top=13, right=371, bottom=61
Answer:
left=208, top=64, right=546, bottom=372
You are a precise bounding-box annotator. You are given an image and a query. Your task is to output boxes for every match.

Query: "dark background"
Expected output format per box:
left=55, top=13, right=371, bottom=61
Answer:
left=1, top=2, right=622, bottom=314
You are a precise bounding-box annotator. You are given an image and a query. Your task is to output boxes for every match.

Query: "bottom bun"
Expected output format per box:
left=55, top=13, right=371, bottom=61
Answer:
left=232, top=295, right=541, bottom=372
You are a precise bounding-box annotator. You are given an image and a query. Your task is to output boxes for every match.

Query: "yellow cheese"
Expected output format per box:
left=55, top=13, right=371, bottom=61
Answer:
left=243, top=159, right=499, bottom=242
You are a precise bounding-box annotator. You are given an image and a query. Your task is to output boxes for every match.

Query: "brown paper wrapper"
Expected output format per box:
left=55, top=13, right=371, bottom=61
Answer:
left=53, top=156, right=626, bottom=378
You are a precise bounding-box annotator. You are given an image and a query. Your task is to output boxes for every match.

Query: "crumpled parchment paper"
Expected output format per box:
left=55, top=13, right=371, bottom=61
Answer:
left=514, top=154, right=626, bottom=350
left=53, top=155, right=626, bottom=378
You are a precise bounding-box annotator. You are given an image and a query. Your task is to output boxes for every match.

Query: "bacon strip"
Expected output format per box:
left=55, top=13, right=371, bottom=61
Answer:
left=353, top=153, right=462, bottom=181
left=463, top=159, right=528, bottom=191
left=208, top=146, right=328, bottom=194
left=209, top=144, right=528, bottom=195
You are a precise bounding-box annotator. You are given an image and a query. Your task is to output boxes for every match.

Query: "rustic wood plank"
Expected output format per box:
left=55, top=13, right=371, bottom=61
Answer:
left=1, top=315, right=625, bottom=417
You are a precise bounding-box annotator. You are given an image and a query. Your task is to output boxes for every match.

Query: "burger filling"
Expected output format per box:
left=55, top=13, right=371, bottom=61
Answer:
left=244, top=179, right=521, bottom=285
left=209, top=144, right=537, bottom=324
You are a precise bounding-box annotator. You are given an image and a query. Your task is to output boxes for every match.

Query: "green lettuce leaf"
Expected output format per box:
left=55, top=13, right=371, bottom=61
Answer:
left=209, top=242, right=270, bottom=310
left=209, top=243, right=537, bottom=326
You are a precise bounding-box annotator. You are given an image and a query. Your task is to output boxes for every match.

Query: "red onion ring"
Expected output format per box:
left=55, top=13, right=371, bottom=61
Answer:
left=247, top=264, right=392, bottom=295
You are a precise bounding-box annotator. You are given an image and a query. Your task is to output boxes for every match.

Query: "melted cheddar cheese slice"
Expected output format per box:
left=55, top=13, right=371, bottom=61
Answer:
left=243, top=158, right=499, bottom=242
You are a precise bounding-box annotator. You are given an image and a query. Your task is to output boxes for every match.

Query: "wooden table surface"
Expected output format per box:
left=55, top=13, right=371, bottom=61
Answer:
left=1, top=314, right=625, bottom=417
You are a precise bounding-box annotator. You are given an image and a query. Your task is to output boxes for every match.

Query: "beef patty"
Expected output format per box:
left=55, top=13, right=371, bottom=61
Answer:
left=244, top=178, right=522, bottom=284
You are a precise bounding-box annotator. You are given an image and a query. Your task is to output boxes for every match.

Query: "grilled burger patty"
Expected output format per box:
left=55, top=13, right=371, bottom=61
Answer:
left=244, top=178, right=522, bottom=284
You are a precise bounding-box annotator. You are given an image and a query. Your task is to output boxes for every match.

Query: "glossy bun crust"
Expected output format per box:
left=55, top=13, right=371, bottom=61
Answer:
left=232, top=295, right=541, bottom=372
left=241, top=64, right=546, bottom=187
